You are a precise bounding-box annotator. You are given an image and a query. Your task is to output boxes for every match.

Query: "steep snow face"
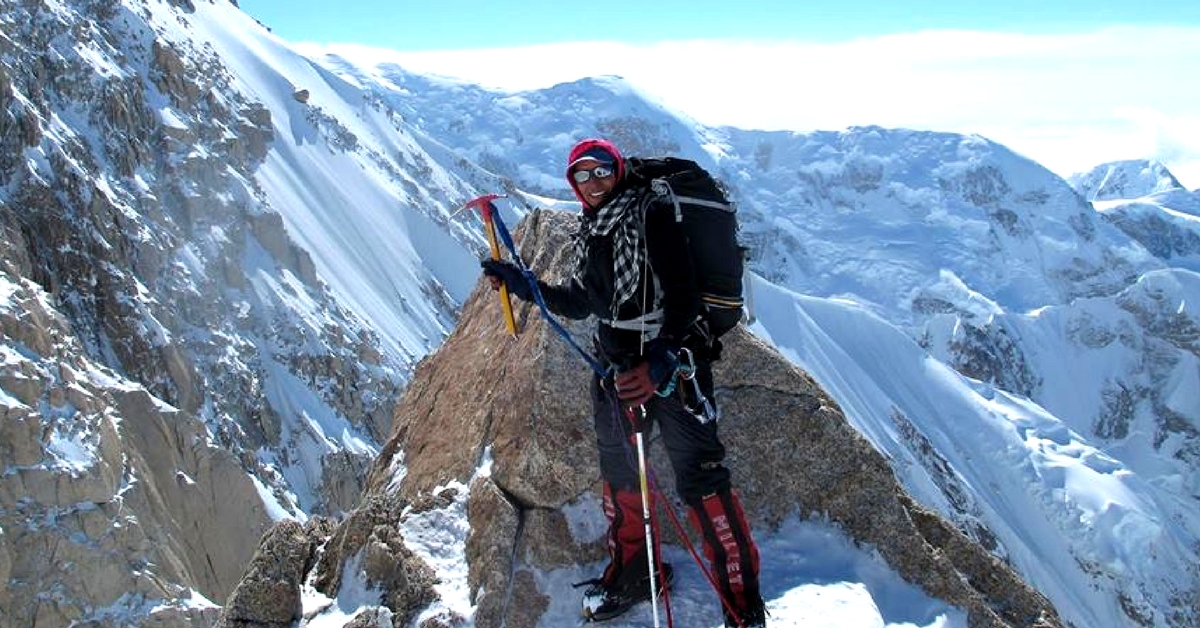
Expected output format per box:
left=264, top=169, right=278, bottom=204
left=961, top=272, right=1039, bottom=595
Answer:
left=714, top=126, right=1160, bottom=324
left=1092, top=188, right=1200, bottom=273
left=752, top=279, right=1199, bottom=628
left=1070, top=159, right=1185, bottom=201
left=1022, top=270, right=1200, bottom=481
left=184, top=1, right=491, bottom=369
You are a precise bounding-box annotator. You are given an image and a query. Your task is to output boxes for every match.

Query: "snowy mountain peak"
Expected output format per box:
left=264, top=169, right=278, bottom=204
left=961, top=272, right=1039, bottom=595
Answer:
left=4, top=1, right=1199, bottom=627
left=1069, top=159, right=1185, bottom=201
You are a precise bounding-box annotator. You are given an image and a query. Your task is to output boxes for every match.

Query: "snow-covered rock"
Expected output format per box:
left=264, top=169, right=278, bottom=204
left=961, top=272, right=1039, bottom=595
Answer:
left=1069, top=159, right=1185, bottom=201
left=4, top=0, right=1198, bottom=626
left=1093, top=188, right=1200, bottom=273
left=0, top=272, right=270, bottom=627
left=0, top=0, right=486, bottom=623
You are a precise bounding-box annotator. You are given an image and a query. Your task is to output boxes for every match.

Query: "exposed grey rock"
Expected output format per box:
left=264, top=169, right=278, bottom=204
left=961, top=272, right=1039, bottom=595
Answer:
left=463, top=479, right=524, bottom=628
left=341, top=608, right=393, bottom=628
left=215, top=496, right=439, bottom=628
left=932, top=318, right=1041, bottom=398
left=0, top=272, right=272, bottom=628
left=1092, top=187, right=1200, bottom=275
left=308, top=494, right=438, bottom=622
left=0, top=526, right=10, bottom=596
left=152, top=39, right=204, bottom=109
left=216, top=521, right=316, bottom=628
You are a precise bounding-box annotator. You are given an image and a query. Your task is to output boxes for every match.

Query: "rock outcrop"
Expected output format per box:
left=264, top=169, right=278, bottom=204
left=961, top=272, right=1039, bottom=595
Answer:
left=1, top=0, right=433, bottom=622
left=0, top=272, right=272, bottom=627
left=215, top=508, right=438, bottom=628
left=223, top=208, right=1064, bottom=628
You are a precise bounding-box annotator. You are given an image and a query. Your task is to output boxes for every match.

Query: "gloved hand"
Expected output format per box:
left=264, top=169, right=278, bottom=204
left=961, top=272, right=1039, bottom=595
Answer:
left=615, top=340, right=679, bottom=406
left=481, top=259, right=534, bottom=301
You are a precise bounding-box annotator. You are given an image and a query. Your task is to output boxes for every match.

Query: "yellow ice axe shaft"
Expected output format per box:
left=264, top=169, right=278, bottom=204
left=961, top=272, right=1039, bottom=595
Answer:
left=484, top=215, right=518, bottom=336
left=465, top=194, right=517, bottom=336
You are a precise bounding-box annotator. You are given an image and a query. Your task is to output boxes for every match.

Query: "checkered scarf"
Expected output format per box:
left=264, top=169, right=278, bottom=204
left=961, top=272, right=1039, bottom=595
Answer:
left=572, top=186, right=647, bottom=317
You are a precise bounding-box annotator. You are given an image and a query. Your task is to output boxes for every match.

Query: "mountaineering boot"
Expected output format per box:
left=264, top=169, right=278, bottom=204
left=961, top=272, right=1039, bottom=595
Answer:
left=580, top=560, right=674, bottom=622
left=687, top=490, right=766, bottom=628
left=578, top=484, right=671, bottom=621
left=723, top=593, right=767, bottom=628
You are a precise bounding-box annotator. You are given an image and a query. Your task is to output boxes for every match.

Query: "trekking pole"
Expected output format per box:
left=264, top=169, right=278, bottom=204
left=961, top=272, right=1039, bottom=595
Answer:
left=462, top=194, right=518, bottom=337
left=626, top=404, right=662, bottom=628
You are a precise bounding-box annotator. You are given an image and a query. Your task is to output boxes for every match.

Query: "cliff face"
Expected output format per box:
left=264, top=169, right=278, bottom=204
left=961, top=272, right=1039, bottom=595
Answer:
left=0, top=1, right=431, bottom=624
left=1, top=0, right=410, bottom=518
left=219, top=209, right=1063, bottom=628
left=0, top=273, right=272, bottom=627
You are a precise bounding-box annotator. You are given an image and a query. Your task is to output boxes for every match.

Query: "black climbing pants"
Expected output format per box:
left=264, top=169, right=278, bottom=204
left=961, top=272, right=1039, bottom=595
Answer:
left=590, top=361, right=730, bottom=502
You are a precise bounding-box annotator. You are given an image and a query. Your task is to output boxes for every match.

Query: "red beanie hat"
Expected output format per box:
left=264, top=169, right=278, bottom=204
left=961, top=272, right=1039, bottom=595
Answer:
left=566, top=138, right=625, bottom=209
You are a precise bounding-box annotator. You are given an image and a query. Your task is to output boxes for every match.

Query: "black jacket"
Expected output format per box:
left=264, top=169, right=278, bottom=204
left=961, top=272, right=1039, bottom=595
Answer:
left=538, top=177, right=702, bottom=367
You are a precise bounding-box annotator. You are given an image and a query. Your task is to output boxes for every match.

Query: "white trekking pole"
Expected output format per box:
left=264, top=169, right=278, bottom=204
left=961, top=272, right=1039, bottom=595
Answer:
left=629, top=404, right=660, bottom=628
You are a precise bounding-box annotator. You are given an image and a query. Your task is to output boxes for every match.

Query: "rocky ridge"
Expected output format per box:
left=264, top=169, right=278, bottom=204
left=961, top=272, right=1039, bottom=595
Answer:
left=218, top=209, right=1064, bottom=628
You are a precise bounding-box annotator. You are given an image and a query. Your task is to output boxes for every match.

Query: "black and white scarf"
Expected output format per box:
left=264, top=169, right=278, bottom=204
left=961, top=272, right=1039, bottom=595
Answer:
left=572, top=187, right=648, bottom=318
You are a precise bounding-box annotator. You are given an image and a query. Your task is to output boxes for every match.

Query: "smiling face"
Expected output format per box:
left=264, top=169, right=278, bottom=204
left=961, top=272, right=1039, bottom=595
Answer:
left=570, top=158, right=619, bottom=210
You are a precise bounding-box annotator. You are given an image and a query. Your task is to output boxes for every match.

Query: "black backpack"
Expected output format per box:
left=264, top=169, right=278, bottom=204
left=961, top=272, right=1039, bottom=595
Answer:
left=627, top=157, right=746, bottom=338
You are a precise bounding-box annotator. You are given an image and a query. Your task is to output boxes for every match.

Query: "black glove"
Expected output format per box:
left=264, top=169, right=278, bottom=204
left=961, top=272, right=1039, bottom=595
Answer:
left=614, top=339, right=679, bottom=406
left=480, top=259, right=534, bottom=301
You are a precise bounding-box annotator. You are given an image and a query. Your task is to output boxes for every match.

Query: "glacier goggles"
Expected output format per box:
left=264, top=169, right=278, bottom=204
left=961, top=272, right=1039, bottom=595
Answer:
left=571, top=164, right=615, bottom=184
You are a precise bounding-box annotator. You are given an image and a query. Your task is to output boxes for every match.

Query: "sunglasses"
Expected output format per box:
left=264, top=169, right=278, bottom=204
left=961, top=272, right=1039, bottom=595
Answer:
left=572, top=165, right=615, bottom=184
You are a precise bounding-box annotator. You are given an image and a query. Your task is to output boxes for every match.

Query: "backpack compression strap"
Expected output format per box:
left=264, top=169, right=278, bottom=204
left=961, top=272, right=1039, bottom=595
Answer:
left=649, top=178, right=735, bottom=222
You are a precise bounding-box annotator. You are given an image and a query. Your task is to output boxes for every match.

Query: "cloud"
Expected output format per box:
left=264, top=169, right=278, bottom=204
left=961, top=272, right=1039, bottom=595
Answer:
left=1115, top=107, right=1200, bottom=186
left=305, top=27, right=1200, bottom=187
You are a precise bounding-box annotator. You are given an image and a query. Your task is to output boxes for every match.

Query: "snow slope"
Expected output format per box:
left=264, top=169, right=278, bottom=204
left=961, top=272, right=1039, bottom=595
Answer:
left=186, top=1, right=485, bottom=366
left=5, top=1, right=1196, bottom=625
left=752, top=276, right=1197, bottom=628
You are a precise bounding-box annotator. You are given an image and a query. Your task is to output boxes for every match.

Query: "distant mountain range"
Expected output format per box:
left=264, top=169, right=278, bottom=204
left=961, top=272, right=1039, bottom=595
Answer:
left=1, top=1, right=1196, bottom=627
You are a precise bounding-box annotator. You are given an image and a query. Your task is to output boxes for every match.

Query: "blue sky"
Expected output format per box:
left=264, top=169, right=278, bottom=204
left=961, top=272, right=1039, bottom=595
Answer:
left=243, top=1, right=1200, bottom=186
left=241, top=0, right=1200, bottom=50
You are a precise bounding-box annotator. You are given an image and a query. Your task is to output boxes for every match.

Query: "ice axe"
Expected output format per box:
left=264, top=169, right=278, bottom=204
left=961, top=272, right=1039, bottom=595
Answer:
left=462, top=194, right=518, bottom=337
